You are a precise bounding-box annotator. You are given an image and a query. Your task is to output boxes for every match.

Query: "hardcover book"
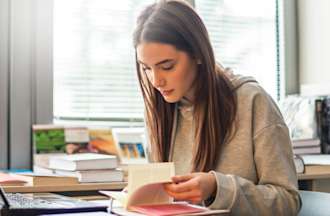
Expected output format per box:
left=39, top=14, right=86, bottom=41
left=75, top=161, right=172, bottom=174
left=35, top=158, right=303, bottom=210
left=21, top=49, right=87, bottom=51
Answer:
left=48, top=153, right=118, bottom=171
left=33, top=125, right=66, bottom=154
left=89, top=129, right=118, bottom=155
left=11, top=173, right=79, bottom=186
left=54, top=169, right=123, bottom=183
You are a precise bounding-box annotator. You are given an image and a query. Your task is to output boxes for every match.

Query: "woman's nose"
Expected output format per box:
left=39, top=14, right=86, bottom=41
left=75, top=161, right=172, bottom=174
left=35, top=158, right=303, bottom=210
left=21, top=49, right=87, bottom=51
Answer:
left=152, top=71, right=165, bottom=87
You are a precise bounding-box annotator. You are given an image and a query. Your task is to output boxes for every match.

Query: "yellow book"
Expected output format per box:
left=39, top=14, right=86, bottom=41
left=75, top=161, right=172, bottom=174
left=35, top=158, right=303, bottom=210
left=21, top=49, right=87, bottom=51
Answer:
left=89, top=129, right=118, bottom=155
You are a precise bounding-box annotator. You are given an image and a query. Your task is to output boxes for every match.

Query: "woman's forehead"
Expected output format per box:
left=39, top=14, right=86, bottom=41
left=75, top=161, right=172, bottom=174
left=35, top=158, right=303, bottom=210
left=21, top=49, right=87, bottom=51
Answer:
left=136, top=42, right=180, bottom=64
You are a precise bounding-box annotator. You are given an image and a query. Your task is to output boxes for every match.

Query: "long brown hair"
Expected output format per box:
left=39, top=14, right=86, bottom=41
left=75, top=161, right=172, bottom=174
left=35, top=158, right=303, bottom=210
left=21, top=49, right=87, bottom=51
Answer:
left=133, top=0, right=237, bottom=172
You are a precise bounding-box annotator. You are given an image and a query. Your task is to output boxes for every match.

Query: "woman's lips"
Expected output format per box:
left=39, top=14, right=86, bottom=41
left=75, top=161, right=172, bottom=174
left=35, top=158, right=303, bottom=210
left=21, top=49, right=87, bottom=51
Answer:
left=161, top=89, right=174, bottom=96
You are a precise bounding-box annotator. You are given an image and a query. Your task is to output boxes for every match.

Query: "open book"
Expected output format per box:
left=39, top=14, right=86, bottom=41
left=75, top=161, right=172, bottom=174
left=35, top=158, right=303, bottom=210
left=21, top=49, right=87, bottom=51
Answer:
left=100, top=163, right=175, bottom=209
left=100, top=163, right=229, bottom=216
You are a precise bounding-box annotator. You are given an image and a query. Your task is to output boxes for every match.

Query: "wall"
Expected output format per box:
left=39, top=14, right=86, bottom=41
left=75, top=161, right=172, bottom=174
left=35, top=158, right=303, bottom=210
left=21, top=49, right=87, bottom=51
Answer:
left=0, top=0, right=53, bottom=169
left=298, top=0, right=330, bottom=96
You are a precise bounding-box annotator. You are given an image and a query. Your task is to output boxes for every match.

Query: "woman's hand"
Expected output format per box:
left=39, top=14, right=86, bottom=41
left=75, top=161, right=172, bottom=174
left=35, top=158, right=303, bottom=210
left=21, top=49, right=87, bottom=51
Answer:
left=163, top=172, right=217, bottom=204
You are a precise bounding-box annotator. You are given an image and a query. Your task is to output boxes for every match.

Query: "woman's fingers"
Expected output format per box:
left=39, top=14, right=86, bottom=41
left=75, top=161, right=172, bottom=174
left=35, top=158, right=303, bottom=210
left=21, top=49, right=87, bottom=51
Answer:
left=171, top=174, right=194, bottom=183
left=164, top=172, right=216, bottom=203
left=166, top=188, right=202, bottom=201
left=164, top=177, right=198, bottom=193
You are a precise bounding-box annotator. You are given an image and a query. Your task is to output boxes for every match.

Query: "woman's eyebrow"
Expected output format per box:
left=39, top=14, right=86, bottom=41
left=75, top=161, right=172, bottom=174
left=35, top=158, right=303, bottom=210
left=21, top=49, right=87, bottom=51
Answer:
left=138, top=59, right=174, bottom=67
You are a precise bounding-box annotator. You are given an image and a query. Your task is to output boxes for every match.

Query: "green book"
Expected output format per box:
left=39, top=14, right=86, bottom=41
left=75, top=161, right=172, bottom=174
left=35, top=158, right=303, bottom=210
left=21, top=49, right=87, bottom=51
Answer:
left=33, top=125, right=66, bottom=153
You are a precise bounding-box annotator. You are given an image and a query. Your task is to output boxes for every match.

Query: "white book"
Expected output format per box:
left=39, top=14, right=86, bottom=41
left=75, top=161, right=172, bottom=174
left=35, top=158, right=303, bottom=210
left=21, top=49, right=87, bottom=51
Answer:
left=294, top=155, right=305, bottom=174
left=33, top=165, right=55, bottom=175
left=55, top=169, right=124, bottom=183
left=301, top=154, right=330, bottom=165
left=292, top=138, right=321, bottom=148
left=293, top=145, right=321, bottom=155
left=49, top=153, right=118, bottom=171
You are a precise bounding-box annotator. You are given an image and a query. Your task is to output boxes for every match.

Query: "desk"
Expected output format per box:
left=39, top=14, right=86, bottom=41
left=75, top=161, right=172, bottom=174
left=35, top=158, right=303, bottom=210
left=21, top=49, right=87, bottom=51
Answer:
left=3, top=182, right=127, bottom=199
left=4, top=173, right=327, bottom=194
left=298, top=172, right=330, bottom=192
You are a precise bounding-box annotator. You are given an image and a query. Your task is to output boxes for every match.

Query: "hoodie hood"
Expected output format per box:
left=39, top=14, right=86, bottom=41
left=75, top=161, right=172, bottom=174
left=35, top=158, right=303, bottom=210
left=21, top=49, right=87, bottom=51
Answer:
left=224, top=68, right=258, bottom=91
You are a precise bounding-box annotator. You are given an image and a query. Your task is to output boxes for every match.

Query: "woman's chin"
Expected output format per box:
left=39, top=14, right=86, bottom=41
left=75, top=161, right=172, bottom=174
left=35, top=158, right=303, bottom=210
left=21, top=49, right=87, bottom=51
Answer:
left=163, top=95, right=180, bottom=103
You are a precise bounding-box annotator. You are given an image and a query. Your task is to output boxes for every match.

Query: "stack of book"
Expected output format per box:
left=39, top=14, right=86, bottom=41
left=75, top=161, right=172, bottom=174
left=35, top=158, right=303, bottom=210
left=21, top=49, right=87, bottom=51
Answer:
left=292, top=138, right=321, bottom=155
left=292, top=138, right=321, bottom=174
left=48, top=153, right=123, bottom=183
left=279, top=95, right=322, bottom=155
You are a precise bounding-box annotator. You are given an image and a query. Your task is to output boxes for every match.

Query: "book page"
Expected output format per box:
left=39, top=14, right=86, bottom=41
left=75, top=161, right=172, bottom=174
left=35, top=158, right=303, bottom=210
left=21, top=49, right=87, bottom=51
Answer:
left=127, top=162, right=174, bottom=207
left=130, top=203, right=206, bottom=216
left=100, top=162, right=175, bottom=209
left=127, top=162, right=175, bottom=194
left=128, top=182, right=171, bottom=208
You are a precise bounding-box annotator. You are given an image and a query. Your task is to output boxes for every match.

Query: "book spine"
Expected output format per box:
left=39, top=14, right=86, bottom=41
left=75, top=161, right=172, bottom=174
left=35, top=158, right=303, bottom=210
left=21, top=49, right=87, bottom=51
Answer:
left=294, top=154, right=305, bottom=174
left=316, top=98, right=328, bottom=154
left=325, top=97, right=330, bottom=146
left=320, top=97, right=330, bottom=153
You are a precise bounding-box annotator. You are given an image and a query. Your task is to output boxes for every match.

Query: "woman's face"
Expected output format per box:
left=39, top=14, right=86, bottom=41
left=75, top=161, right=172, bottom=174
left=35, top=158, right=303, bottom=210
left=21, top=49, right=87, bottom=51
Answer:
left=136, top=42, right=198, bottom=103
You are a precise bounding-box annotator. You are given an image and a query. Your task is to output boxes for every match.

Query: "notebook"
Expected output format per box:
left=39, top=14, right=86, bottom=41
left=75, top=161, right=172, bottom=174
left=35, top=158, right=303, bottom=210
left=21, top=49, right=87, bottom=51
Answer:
left=0, top=186, right=107, bottom=216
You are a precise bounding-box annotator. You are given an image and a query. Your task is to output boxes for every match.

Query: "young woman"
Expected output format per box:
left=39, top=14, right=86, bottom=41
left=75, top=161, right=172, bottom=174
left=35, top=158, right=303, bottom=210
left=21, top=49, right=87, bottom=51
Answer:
left=133, top=0, right=301, bottom=215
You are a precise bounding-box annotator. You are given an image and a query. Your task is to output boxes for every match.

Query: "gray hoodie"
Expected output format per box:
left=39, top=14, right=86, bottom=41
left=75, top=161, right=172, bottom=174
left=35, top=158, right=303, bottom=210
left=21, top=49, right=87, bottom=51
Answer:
left=170, top=72, right=301, bottom=215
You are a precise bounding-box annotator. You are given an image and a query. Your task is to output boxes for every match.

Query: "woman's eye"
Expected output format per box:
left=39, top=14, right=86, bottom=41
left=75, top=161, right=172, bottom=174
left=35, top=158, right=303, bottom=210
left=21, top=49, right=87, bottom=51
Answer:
left=162, top=64, right=174, bottom=71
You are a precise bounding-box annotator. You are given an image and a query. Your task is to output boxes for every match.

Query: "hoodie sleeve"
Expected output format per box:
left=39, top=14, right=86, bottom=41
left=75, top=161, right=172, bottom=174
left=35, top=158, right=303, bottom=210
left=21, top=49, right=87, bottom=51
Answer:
left=205, top=80, right=301, bottom=215
left=206, top=123, right=301, bottom=215
left=208, top=80, right=301, bottom=215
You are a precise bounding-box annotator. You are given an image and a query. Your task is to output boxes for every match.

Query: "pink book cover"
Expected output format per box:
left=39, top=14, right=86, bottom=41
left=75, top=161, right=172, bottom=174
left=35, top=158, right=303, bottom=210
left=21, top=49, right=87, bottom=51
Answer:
left=0, top=173, right=28, bottom=185
left=130, top=203, right=206, bottom=216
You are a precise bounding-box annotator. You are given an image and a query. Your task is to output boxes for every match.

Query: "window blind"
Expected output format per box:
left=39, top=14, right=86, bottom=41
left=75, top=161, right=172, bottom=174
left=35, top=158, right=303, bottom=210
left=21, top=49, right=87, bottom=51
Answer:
left=195, top=0, right=279, bottom=99
left=53, top=0, right=280, bottom=123
left=53, top=0, right=154, bottom=122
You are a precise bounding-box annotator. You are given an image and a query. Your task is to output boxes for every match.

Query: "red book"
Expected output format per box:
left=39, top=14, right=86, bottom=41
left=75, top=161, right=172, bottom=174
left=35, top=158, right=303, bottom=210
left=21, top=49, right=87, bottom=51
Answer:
left=0, top=173, right=28, bottom=186
left=130, top=203, right=206, bottom=216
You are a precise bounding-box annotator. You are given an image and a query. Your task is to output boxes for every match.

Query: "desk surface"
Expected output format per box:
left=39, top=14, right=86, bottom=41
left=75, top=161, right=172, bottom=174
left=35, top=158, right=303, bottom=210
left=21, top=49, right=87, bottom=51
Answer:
left=298, top=172, right=330, bottom=180
left=3, top=182, right=127, bottom=193
left=3, top=173, right=329, bottom=193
